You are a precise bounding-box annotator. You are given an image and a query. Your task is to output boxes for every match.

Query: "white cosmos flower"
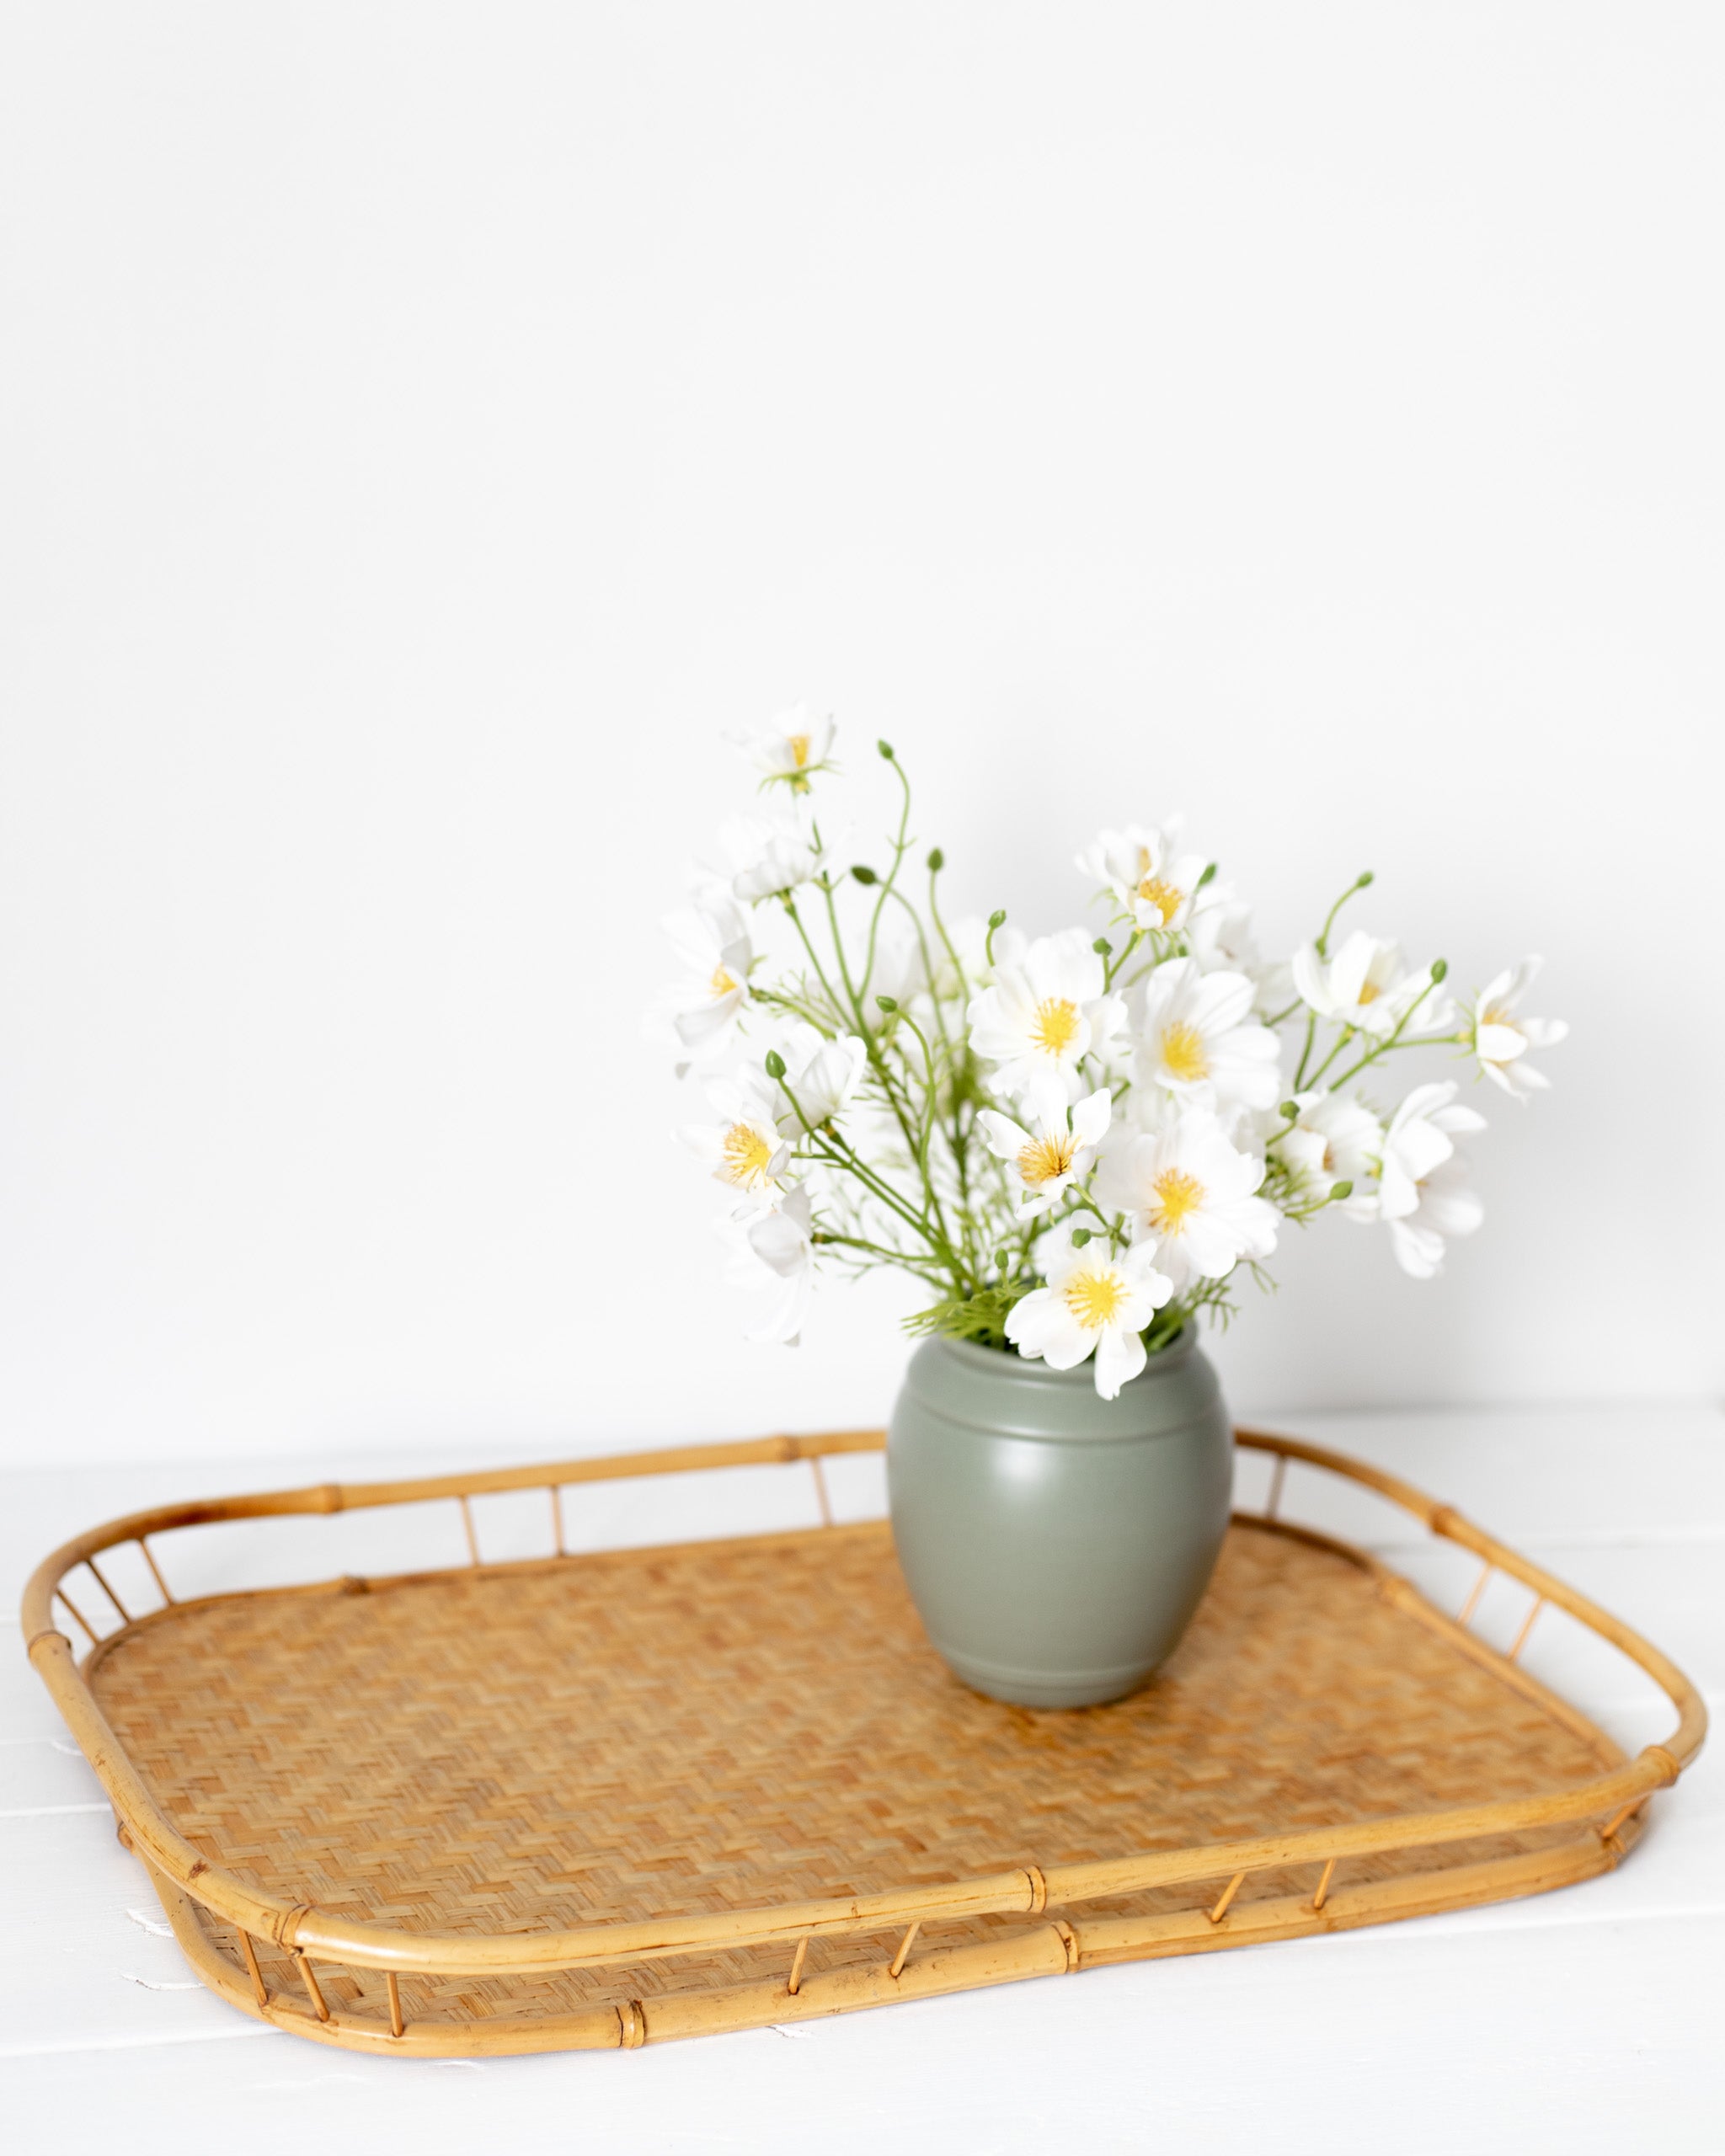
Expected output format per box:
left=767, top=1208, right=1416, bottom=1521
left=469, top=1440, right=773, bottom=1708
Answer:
left=1375, top=1081, right=1486, bottom=1227
left=710, top=805, right=825, bottom=903
left=1187, top=883, right=1295, bottom=1018
left=1094, top=1108, right=1279, bottom=1290
left=1186, top=878, right=1253, bottom=970
left=718, top=1186, right=816, bottom=1342
left=697, top=1024, right=868, bottom=1144
left=649, top=894, right=753, bottom=1071
left=677, top=1058, right=810, bottom=1198
left=1387, top=1157, right=1483, bottom=1279
left=1291, top=931, right=1449, bottom=1038
left=1076, top=819, right=1209, bottom=934
left=1131, top=957, right=1282, bottom=1113
left=1466, top=958, right=1567, bottom=1098
left=1275, top=1089, right=1384, bottom=1218
left=966, top=927, right=1126, bottom=1099
left=1007, top=1234, right=1174, bottom=1400
left=977, top=1080, right=1112, bottom=1216
left=726, top=705, right=836, bottom=791
left=679, top=1102, right=791, bottom=1198
left=772, top=1023, right=869, bottom=1129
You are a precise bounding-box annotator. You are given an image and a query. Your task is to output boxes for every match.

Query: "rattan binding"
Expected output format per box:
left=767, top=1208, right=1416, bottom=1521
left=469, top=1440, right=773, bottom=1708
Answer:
left=21, top=1427, right=1705, bottom=2055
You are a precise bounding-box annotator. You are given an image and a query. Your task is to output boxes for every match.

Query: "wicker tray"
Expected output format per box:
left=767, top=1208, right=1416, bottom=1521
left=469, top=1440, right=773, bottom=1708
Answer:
left=23, top=1428, right=1704, bottom=2057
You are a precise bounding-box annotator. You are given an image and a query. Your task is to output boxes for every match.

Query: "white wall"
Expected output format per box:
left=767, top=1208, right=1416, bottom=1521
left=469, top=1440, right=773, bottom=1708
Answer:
left=2, top=3, right=1720, bottom=1470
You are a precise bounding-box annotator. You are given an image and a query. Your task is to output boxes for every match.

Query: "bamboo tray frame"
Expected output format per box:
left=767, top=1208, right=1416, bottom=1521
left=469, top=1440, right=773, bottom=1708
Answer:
left=22, top=1426, right=1706, bottom=2056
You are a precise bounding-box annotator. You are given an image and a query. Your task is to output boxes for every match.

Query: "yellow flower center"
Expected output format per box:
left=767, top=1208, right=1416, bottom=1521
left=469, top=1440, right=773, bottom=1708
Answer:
left=1137, top=875, right=1183, bottom=925
left=1160, top=1021, right=1209, bottom=1083
left=1356, top=978, right=1381, bottom=1005
left=1017, top=1131, right=1076, bottom=1187
left=1030, top=997, right=1081, bottom=1056
left=1064, top=1266, right=1126, bottom=1331
left=1151, top=1166, right=1205, bottom=1235
left=721, top=1122, right=776, bottom=1189
left=709, top=963, right=740, bottom=1000
left=787, top=733, right=811, bottom=769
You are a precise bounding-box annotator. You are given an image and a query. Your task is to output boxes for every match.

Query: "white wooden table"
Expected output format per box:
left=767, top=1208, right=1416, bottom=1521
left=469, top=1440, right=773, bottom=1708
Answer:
left=6, top=1407, right=1720, bottom=2154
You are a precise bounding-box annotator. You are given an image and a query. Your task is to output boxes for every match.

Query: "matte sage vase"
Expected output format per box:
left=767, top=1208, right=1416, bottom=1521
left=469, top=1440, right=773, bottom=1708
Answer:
left=887, top=1331, right=1233, bottom=1708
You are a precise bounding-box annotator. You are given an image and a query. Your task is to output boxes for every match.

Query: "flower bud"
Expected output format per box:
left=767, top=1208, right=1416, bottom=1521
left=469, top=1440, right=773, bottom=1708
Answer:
left=927, top=846, right=945, bottom=873
left=1279, top=1100, right=1300, bottom=1120
left=988, top=909, right=1007, bottom=930
left=1329, top=1179, right=1354, bottom=1201
left=1429, top=958, right=1448, bottom=982
left=876, top=995, right=898, bottom=1013
left=851, top=864, right=879, bottom=885
left=764, top=1050, right=787, bottom=1080
left=1355, top=870, right=1375, bottom=889
left=877, top=739, right=895, bottom=760
left=1070, top=1228, right=1092, bottom=1247
left=1092, top=937, right=1111, bottom=957
left=1197, top=862, right=1218, bottom=889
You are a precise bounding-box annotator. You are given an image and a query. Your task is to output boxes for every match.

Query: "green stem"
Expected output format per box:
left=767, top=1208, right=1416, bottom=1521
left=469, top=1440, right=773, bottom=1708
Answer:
left=1321, top=1013, right=1454, bottom=1093
left=882, top=885, right=948, bottom=1048
left=753, top=985, right=839, bottom=1033
left=1103, top=928, right=1143, bottom=989
left=1065, top=1189, right=1120, bottom=1240
left=1292, top=1010, right=1319, bottom=1091
left=811, top=863, right=952, bottom=1245
left=818, top=871, right=865, bottom=1012
left=1280, top=1184, right=1355, bottom=1225
left=858, top=756, right=914, bottom=1002
left=1301, top=1025, right=1354, bottom=1091
left=927, top=867, right=966, bottom=990
left=782, top=1063, right=960, bottom=1283
left=813, top=1230, right=949, bottom=1283
left=774, top=1070, right=935, bottom=1249
left=921, top=868, right=980, bottom=1209
left=782, top=900, right=848, bottom=1029
left=813, top=1131, right=959, bottom=1268
left=892, top=1006, right=946, bottom=1189
left=1315, top=873, right=1372, bottom=960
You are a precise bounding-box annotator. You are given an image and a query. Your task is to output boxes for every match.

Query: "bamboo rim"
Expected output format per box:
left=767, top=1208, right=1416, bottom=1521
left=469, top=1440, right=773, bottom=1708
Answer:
left=20, top=1426, right=1706, bottom=1992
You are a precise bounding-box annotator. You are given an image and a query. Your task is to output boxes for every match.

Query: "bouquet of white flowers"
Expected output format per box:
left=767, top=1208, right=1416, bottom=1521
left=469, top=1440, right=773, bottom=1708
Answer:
left=658, top=712, right=1566, bottom=1399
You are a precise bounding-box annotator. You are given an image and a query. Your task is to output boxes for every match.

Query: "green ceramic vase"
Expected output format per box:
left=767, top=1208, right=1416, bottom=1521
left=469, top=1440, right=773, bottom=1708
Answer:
left=887, top=1331, right=1233, bottom=1708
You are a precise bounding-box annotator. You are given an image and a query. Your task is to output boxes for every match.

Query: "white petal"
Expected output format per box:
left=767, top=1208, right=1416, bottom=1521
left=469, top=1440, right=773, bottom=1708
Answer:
left=1327, top=931, right=1379, bottom=1009
left=1071, top=1087, right=1114, bottom=1150
left=1389, top=1217, right=1445, bottom=1278
left=976, top=1108, right=1032, bottom=1161
left=1290, top=943, right=1331, bottom=1012
left=1172, top=1214, right=1242, bottom=1279
left=1020, top=1075, right=1073, bottom=1137
left=1188, top=969, right=1255, bottom=1035
left=1094, top=1325, right=1147, bottom=1400
left=1476, top=1022, right=1527, bottom=1064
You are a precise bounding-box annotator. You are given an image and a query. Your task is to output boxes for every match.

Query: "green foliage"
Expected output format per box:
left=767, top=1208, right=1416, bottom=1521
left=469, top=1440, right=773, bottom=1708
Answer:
left=904, top=1281, right=1030, bottom=1352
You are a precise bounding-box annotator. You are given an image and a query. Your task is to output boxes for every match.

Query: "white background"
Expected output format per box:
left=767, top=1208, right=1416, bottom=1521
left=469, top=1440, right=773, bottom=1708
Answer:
left=3, top=3, right=1722, bottom=1474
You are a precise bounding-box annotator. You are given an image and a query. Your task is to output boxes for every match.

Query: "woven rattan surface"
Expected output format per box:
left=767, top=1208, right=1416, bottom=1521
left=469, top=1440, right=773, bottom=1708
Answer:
left=87, top=1513, right=1607, bottom=2028
left=25, top=1428, right=1702, bottom=2053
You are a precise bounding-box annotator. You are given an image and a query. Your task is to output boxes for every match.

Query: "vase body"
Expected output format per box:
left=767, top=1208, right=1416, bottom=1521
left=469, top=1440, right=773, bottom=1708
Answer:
left=887, top=1331, right=1233, bottom=1708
